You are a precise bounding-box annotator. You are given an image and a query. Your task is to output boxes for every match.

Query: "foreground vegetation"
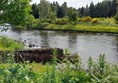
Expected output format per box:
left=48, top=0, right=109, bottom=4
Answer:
left=0, top=55, right=118, bottom=83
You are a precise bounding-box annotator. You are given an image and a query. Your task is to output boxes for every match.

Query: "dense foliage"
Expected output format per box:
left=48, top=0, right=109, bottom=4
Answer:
left=0, top=55, right=118, bottom=83
left=0, top=0, right=33, bottom=26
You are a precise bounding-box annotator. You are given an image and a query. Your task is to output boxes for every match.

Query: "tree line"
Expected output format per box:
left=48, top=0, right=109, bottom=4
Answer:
left=32, top=0, right=118, bottom=19
left=79, top=0, right=117, bottom=18
left=32, top=0, right=78, bottom=21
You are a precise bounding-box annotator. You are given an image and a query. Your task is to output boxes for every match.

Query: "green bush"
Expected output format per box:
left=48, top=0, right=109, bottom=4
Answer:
left=68, top=11, right=78, bottom=22
left=0, top=64, right=39, bottom=83
left=55, top=18, right=69, bottom=25
left=91, top=18, right=99, bottom=24
left=30, top=19, right=41, bottom=29
left=80, top=16, right=92, bottom=22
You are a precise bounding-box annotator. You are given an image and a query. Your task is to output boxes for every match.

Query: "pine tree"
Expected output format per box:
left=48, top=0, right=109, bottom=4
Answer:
left=32, top=3, right=39, bottom=19
left=89, top=2, right=95, bottom=18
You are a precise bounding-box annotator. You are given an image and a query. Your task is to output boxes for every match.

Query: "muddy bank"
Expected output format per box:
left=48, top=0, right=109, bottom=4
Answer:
left=15, top=48, right=64, bottom=63
left=0, top=48, right=78, bottom=63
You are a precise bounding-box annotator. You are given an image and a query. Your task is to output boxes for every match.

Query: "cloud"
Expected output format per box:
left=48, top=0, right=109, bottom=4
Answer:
left=31, top=0, right=103, bottom=8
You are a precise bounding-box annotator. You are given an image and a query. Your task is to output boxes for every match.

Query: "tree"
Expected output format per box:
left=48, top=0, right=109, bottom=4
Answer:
left=57, top=7, right=65, bottom=18
left=67, top=7, right=78, bottom=22
left=79, top=7, right=86, bottom=17
left=89, top=2, right=95, bottom=18
left=61, top=2, right=67, bottom=17
left=85, top=5, right=89, bottom=16
left=56, top=2, right=67, bottom=18
left=69, top=11, right=78, bottom=22
left=51, top=1, right=60, bottom=16
left=32, top=3, right=39, bottom=19
left=38, top=0, right=51, bottom=22
left=111, top=0, right=117, bottom=16
left=114, top=13, right=118, bottom=21
left=0, top=0, right=33, bottom=26
left=0, top=0, right=9, bottom=22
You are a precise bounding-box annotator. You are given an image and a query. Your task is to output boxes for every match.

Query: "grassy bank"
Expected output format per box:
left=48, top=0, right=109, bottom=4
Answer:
left=43, top=23, right=118, bottom=33
left=0, top=36, right=24, bottom=51
left=0, top=55, right=118, bottom=83
left=14, top=17, right=118, bottom=33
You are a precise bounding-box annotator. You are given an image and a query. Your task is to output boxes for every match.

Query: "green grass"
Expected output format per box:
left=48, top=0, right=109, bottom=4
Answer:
left=0, top=36, right=24, bottom=51
left=43, top=23, right=118, bottom=33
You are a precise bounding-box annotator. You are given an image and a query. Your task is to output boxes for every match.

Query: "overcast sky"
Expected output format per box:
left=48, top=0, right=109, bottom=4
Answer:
left=31, top=0, right=103, bottom=8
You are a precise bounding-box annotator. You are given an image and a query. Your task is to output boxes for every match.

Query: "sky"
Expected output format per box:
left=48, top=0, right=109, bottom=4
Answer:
left=31, top=0, right=103, bottom=8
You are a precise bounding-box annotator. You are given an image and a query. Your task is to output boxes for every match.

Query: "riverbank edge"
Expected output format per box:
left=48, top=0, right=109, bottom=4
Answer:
left=41, top=28, right=118, bottom=34
left=43, top=23, right=118, bottom=33
left=14, top=23, right=118, bottom=34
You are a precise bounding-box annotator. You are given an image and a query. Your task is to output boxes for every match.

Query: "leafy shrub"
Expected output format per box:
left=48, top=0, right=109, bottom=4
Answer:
left=0, top=52, right=15, bottom=63
left=68, top=11, right=78, bottom=22
left=0, top=64, right=39, bottom=83
left=91, top=18, right=99, bottom=24
left=55, top=18, right=69, bottom=25
left=30, top=19, right=41, bottom=28
left=80, top=16, right=92, bottom=22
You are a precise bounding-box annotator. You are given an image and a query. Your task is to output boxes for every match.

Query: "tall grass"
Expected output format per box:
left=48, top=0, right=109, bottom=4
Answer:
left=0, top=36, right=24, bottom=51
left=0, top=54, right=118, bottom=83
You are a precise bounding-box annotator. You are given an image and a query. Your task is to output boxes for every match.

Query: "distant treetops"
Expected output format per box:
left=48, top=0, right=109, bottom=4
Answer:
left=32, top=0, right=118, bottom=19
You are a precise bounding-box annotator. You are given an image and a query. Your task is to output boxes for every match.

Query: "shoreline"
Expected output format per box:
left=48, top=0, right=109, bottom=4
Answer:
left=41, top=28, right=118, bottom=34
left=13, top=23, right=118, bottom=34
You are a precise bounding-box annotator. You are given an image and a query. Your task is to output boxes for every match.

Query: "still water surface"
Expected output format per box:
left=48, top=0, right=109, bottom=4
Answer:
left=0, top=26, right=118, bottom=63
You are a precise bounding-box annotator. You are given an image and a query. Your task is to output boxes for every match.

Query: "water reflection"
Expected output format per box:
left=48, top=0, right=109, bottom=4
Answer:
left=68, top=33, right=78, bottom=52
left=116, top=36, right=118, bottom=52
left=39, top=31, right=49, bottom=48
